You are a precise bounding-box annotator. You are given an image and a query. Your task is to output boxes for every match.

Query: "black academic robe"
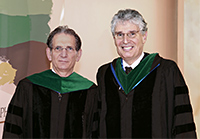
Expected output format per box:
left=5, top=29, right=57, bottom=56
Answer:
left=97, top=53, right=196, bottom=138
left=3, top=78, right=98, bottom=138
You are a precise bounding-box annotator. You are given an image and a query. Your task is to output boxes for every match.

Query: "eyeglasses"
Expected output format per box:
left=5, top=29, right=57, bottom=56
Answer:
left=114, top=30, right=140, bottom=40
left=52, top=46, right=75, bottom=53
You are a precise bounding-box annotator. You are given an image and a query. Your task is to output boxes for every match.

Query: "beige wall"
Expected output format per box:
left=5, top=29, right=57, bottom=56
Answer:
left=49, top=0, right=178, bottom=83
left=184, top=0, right=200, bottom=137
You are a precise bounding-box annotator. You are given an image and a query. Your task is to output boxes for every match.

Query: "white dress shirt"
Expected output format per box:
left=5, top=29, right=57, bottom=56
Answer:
left=122, top=52, right=144, bottom=71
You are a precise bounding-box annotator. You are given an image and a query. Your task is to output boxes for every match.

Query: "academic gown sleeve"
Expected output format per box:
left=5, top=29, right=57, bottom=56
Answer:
left=163, top=60, right=197, bottom=138
left=3, top=79, right=30, bottom=138
left=82, top=84, right=99, bottom=138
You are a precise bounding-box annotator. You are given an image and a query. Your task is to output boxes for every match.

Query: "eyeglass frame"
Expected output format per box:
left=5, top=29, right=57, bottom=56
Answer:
left=51, top=46, right=77, bottom=53
left=114, top=30, right=140, bottom=40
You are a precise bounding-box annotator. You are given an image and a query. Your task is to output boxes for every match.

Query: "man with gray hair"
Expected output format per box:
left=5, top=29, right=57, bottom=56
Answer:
left=97, top=9, right=196, bottom=138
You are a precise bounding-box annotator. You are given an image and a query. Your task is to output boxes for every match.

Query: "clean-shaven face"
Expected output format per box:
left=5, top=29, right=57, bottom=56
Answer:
left=114, top=21, right=147, bottom=65
left=46, top=33, right=81, bottom=77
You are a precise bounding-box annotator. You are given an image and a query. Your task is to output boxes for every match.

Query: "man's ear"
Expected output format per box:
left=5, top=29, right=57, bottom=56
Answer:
left=76, top=49, right=82, bottom=62
left=46, top=47, right=52, bottom=61
left=142, top=31, right=148, bottom=44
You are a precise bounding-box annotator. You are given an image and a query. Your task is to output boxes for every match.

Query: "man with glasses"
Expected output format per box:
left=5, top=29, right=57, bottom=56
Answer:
left=97, top=9, right=196, bottom=138
left=3, top=26, right=98, bottom=138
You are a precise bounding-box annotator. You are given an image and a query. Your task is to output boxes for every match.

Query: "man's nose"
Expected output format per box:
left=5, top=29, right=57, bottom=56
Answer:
left=60, top=49, right=68, bottom=57
left=123, top=35, right=129, bottom=44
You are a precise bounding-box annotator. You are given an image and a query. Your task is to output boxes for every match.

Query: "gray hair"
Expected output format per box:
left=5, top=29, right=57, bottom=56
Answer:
left=111, top=9, right=148, bottom=36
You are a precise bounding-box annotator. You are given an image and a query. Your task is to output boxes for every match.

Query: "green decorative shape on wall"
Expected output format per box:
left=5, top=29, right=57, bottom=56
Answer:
left=0, top=13, right=31, bottom=48
left=29, top=15, right=50, bottom=43
left=0, top=0, right=53, bottom=16
left=0, top=0, right=52, bottom=48
left=0, top=13, right=50, bottom=48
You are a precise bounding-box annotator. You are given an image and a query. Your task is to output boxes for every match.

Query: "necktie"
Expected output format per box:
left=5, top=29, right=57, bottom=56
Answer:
left=125, top=67, right=132, bottom=74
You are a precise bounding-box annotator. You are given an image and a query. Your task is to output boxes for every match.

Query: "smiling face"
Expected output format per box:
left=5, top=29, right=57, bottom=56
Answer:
left=114, top=21, right=147, bottom=65
left=46, top=33, right=82, bottom=77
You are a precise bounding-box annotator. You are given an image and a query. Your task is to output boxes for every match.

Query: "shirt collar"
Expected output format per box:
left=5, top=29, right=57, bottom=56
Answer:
left=51, top=68, right=56, bottom=74
left=123, top=52, right=144, bottom=70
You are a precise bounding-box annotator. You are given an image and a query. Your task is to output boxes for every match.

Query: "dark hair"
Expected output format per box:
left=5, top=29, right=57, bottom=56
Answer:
left=111, top=9, right=148, bottom=36
left=46, top=25, right=81, bottom=51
